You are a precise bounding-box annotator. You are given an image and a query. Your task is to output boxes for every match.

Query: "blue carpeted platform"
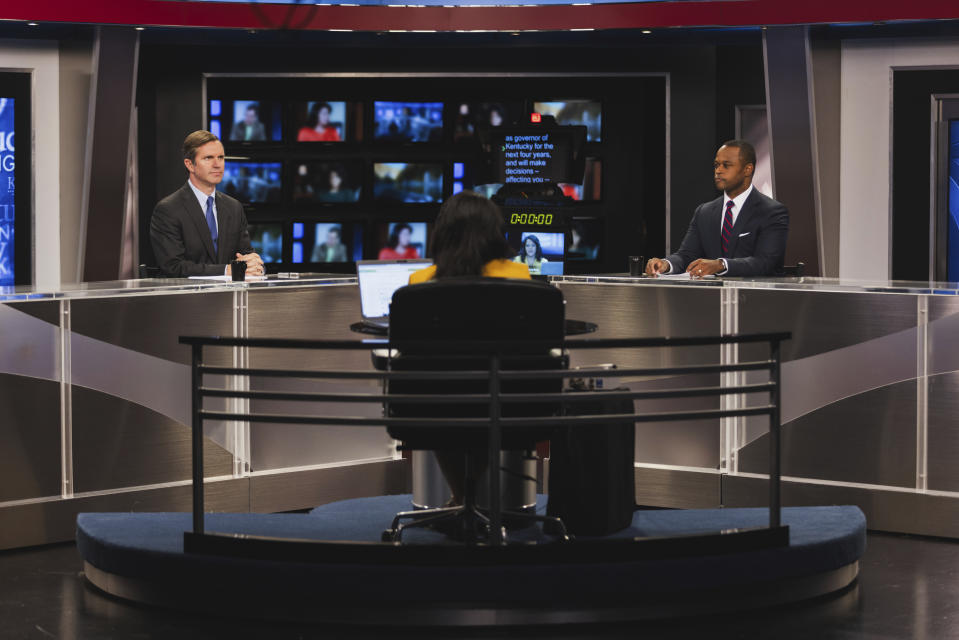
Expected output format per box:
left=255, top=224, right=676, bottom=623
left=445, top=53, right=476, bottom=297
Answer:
left=76, top=495, right=866, bottom=624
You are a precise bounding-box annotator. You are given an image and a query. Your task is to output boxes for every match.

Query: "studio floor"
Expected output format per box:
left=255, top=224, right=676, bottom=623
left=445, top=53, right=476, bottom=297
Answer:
left=0, top=531, right=956, bottom=639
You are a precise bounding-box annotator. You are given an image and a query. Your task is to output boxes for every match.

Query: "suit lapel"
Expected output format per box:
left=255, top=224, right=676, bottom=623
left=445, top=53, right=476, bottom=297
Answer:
left=180, top=184, right=217, bottom=261
left=727, top=189, right=759, bottom=257
left=704, top=197, right=725, bottom=257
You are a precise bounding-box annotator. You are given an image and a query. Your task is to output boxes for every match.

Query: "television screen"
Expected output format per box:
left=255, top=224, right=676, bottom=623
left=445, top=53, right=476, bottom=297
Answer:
left=218, top=161, right=282, bottom=203
left=0, top=95, right=14, bottom=286
left=373, top=162, right=443, bottom=203
left=559, top=157, right=602, bottom=202
left=568, top=218, right=602, bottom=261
left=292, top=160, right=362, bottom=204
left=373, top=221, right=428, bottom=260
left=374, top=101, right=443, bottom=143
left=247, top=222, right=283, bottom=264
left=291, top=221, right=364, bottom=264
left=209, top=99, right=283, bottom=143
left=452, top=101, right=523, bottom=142
left=291, top=101, right=355, bottom=142
left=507, top=230, right=565, bottom=276
left=532, top=100, right=602, bottom=142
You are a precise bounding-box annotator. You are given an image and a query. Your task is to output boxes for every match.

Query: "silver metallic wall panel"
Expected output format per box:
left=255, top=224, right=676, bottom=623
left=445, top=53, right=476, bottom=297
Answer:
left=249, top=378, right=392, bottom=471
left=71, top=385, right=234, bottom=492
left=0, top=374, right=62, bottom=502
left=737, top=289, right=918, bottom=362
left=0, top=477, right=251, bottom=551
left=631, top=374, right=720, bottom=468
left=724, top=474, right=959, bottom=539
left=738, top=379, right=917, bottom=487
left=559, top=282, right=722, bottom=468
left=69, top=292, right=235, bottom=365
left=926, top=372, right=959, bottom=492
left=737, top=288, right=920, bottom=459
left=0, top=460, right=407, bottom=550
left=0, top=303, right=60, bottom=381
left=247, top=285, right=395, bottom=470
left=928, top=296, right=959, bottom=375
left=634, top=465, right=722, bottom=509
left=250, top=460, right=408, bottom=513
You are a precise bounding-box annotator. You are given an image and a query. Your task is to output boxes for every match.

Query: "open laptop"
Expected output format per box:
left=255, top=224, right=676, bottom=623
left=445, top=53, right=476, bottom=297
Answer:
left=356, top=259, right=433, bottom=330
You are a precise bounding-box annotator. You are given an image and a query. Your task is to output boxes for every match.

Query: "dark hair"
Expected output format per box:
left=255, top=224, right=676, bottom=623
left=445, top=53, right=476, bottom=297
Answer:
left=431, top=191, right=512, bottom=278
left=326, top=226, right=341, bottom=238
left=306, top=102, right=333, bottom=128
left=387, top=223, right=413, bottom=249
left=245, top=103, right=259, bottom=116
left=182, top=130, right=220, bottom=163
left=721, top=139, right=757, bottom=168
left=519, top=235, right=544, bottom=262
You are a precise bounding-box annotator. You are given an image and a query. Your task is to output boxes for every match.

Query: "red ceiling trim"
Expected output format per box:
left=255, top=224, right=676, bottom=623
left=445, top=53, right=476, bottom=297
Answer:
left=5, top=0, right=959, bottom=33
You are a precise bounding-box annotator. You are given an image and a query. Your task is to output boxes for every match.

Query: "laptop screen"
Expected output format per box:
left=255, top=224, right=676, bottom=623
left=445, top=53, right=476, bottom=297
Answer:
left=357, top=260, right=432, bottom=319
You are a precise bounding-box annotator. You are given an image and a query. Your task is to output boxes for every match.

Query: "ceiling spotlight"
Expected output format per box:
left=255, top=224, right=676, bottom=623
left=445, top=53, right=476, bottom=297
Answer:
left=641, top=29, right=651, bottom=34
left=27, top=22, right=38, bottom=26
left=135, top=27, right=145, bottom=31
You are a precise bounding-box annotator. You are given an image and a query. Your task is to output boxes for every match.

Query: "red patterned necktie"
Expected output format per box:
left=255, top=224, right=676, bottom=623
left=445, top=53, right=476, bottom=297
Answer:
left=721, top=200, right=734, bottom=257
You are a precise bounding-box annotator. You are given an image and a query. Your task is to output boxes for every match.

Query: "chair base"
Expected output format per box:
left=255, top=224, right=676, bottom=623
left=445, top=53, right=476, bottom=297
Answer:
left=384, top=502, right=569, bottom=544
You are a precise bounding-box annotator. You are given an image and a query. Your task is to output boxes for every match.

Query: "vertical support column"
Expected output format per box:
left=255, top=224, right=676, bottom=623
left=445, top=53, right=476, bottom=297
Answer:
left=59, top=300, right=73, bottom=499
left=488, top=352, right=503, bottom=546
left=80, top=26, right=140, bottom=282
left=231, top=288, right=250, bottom=477
left=916, top=295, right=929, bottom=492
left=763, top=25, right=822, bottom=276
left=719, top=287, right=740, bottom=474
left=769, top=339, right=782, bottom=529
left=192, top=343, right=205, bottom=536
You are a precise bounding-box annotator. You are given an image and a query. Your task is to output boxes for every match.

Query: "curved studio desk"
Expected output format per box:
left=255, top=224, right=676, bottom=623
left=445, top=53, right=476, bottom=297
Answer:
left=1, top=273, right=957, bottom=548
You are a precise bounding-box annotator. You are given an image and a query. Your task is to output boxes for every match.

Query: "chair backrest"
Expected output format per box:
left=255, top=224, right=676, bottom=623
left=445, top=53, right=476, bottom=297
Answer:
left=782, top=261, right=805, bottom=277
left=138, top=264, right=161, bottom=278
left=386, top=277, right=567, bottom=449
left=389, top=277, right=565, bottom=346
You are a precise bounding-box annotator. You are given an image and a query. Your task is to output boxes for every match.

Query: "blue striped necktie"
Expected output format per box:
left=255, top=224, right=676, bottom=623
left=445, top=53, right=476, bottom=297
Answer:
left=205, top=195, right=218, bottom=255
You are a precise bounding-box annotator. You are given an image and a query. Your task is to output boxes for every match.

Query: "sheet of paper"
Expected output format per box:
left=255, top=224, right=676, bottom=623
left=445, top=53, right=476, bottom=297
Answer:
left=654, top=272, right=716, bottom=280
left=187, top=275, right=267, bottom=281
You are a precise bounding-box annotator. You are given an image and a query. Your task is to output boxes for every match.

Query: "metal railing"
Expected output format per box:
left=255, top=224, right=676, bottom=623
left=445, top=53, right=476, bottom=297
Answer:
left=180, top=332, right=790, bottom=547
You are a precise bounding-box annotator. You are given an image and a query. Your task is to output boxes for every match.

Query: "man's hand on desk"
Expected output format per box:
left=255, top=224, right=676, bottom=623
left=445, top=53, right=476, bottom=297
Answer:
left=227, top=252, right=265, bottom=277
left=686, top=258, right=725, bottom=278
left=645, top=257, right=671, bottom=276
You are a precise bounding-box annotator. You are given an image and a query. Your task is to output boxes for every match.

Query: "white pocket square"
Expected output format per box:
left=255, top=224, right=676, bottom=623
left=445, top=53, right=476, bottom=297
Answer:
left=738, top=232, right=751, bottom=237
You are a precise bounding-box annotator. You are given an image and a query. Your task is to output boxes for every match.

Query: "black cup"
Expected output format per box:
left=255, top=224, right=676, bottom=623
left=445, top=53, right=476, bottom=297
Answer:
left=230, top=260, right=247, bottom=282
left=628, top=256, right=644, bottom=277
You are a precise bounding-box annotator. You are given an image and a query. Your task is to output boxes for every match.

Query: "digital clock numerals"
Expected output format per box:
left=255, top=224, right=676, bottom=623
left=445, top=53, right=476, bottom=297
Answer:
left=510, top=213, right=553, bottom=225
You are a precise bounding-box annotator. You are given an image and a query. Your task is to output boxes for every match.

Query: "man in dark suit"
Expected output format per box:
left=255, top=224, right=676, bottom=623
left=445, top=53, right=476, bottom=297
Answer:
left=151, top=130, right=264, bottom=277
left=646, top=139, right=788, bottom=278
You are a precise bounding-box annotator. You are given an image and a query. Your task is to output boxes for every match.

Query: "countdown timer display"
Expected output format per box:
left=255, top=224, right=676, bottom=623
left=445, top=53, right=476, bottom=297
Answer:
left=509, top=212, right=554, bottom=226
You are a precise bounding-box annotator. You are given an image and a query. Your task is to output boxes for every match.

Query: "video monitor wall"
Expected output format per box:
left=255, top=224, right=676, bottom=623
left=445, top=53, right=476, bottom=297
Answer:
left=203, top=77, right=620, bottom=272
left=247, top=222, right=284, bottom=263
left=219, top=161, right=282, bottom=203
left=292, top=160, right=363, bottom=203
left=373, top=101, right=444, bottom=143
left=373, top=222, right=428, bottom=260
left=291, top=221, right=365, bottom=264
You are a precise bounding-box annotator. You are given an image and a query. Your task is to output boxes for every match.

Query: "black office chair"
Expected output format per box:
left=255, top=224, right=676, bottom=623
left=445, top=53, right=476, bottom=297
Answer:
left=383, top=277, right=569, bottom=543
left=138, top=264, right=161, bottom=278
left=782, top=261, right=805, bottom=277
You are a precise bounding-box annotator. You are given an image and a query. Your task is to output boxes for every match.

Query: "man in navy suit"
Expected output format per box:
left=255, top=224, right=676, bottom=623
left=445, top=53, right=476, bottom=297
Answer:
left=150, top=130, right=264, bottom=277
left=646, top=139, right=788, bottom=278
